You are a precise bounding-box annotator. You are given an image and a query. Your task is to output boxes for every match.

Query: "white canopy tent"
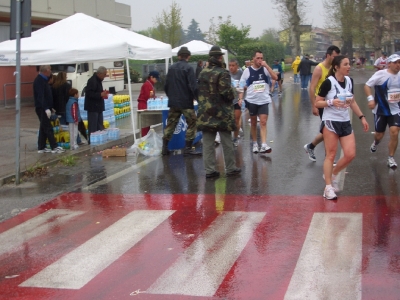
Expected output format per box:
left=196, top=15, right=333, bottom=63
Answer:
left=0, top=13, right=172, bottom=141
left=171, top=40, right=229, bottom=68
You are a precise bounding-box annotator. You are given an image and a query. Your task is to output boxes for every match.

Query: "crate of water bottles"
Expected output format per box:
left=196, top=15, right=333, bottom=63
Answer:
left=113, top=94, right=131, bottom=119
left=107, top=128, right=120, bottom=140
left=147, top=96, right=169, bottom=110
left=90, top=130, right=108, bottom=146
left=78, top=97, right=87, bottom=120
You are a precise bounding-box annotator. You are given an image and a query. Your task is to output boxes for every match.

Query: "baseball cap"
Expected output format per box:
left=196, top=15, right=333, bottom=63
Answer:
left=149, top=70, right=160, bottom=81
left=387, top=54, right=400, bottom=63
left=382, top=51, right=387, bottom=56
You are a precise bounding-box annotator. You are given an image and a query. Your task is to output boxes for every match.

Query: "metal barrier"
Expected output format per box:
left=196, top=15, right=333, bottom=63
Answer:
left=3, top=81, right=34, bottom=107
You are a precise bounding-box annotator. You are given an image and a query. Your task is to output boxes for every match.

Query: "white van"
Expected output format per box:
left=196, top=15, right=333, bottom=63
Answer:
left=51, top=61, right=125, bottom=95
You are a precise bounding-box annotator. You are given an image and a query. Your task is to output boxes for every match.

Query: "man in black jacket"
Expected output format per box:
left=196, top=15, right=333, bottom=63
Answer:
left=297, top=54, right=318, bottom=89
left=163, top=46, right=201, bottom=156
left=34, top=65, right=65, bottom=153
left=84, top=66, right=108, bottom=143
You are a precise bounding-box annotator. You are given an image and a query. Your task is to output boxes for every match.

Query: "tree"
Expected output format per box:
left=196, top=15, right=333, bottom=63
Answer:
left=136, top=27, right=158, bottom=39
left=184, top=19, right=204, bottom=43
left=369, top=0, right=398, bottom=57
left=205, top=16, right=251, bottom=55
left=273, top=0, right=307, bottom=56
left=323, top=0, right=400, bottom=59
left=259, top=28, right=280, bottom=44
left=152, top=1, right=183, bottom=47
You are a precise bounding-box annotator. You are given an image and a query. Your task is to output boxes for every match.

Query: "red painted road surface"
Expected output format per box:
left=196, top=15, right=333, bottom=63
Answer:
left=0, top=193, right=399, bottom=300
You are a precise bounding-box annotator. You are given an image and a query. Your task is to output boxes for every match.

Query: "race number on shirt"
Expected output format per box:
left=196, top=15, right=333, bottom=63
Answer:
left=388, top=89, right=400, bottom=103
left=253, top=80, right=266, bottom=93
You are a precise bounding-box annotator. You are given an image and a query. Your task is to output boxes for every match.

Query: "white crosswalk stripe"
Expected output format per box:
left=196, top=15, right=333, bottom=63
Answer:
left=284, top=213, right=362, bottom=300
left=147, top=211, right=266, bottom=297
left=0, top=209, right=84, bottom=256
left=20, top=210, right=175, bottom=289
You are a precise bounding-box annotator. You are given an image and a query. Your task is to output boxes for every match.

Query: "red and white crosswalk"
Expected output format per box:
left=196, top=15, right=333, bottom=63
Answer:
left=0, top=193, right=399, bottom=299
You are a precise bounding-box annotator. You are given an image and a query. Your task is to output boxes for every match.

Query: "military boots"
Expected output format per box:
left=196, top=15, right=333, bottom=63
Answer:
left=162, top=138, right=170, bottom=156
left=183, top=140, right=202, bottom=156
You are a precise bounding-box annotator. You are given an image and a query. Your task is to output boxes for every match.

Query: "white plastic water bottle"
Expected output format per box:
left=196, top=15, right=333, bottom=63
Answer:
left=147, top=98, right=153, bottom=110
left=163, top=97, right=169, bottom=109
left=155, top=97, right=160, bottom=110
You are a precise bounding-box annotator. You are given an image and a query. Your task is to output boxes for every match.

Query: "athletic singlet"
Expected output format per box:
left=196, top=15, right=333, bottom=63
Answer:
left=240, top=66, right=272, bottom=105
left=315, top=63, right=330, bottom=96
left=321, top=75, right=353, bottom=122
left=365, top=69, right=400, bottom=116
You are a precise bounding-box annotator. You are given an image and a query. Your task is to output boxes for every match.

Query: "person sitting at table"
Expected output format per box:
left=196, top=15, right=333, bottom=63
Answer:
left=137, top=70, right=159, bottom=137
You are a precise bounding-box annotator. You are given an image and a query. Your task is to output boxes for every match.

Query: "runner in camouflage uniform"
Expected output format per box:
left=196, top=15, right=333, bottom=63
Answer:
left=197, top=46, right=241, bottom=178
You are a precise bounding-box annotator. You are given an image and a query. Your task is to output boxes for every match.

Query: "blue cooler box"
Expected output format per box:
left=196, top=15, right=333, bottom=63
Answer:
left=162, top=105, right=202, bottom=151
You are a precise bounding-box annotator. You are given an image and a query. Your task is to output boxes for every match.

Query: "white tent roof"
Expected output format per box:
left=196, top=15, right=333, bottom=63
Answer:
left=171, top=40, right=227, bottom=56
left=0, top=13, right=172, bottom=66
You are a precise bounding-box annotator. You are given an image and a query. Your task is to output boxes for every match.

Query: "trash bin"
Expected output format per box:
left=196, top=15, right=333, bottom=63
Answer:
left=162, top=104, right=202, bottom=151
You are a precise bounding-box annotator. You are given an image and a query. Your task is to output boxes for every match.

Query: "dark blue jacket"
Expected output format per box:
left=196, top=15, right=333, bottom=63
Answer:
left=33, top=74, right=53, bottom=110
left=84, top=73, right=104, bottom=112
left=164, top=59, right=198, bottom=109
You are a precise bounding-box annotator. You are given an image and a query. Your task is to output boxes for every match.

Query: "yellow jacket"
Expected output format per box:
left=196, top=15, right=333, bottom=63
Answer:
left=291, top=56, right=301, bottom=74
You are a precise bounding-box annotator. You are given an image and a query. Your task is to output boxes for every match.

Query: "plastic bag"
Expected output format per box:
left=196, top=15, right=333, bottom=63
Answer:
left=130, top=129, right=162, bottom=156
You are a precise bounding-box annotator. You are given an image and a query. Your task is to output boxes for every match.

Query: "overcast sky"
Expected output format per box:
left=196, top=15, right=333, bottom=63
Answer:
left=117, top=0, right=326, bottom=38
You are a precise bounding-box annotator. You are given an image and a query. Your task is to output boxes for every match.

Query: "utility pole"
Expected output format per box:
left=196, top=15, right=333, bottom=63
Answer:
left=10, top=0, right=31, bottom=185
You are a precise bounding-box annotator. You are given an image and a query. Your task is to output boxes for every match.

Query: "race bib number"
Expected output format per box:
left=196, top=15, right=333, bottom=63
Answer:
left=388, top=89, right=400, bottom=103
left=253, top=80, right=266, bottom=93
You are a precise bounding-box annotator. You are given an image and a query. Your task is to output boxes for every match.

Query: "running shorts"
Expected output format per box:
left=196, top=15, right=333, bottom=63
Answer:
left=320, top=120, right=353, bottom=137
left=245, top=101, right=269, bottom=116
left=374, top=114, right=400, bottom=132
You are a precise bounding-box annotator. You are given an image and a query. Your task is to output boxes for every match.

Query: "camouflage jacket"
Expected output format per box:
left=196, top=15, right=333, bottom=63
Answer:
left=197, top=57, right=236, bottom=132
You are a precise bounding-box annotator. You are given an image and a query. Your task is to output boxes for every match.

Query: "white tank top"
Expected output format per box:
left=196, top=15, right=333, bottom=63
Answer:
left=322, top=75, right=353, bottom=122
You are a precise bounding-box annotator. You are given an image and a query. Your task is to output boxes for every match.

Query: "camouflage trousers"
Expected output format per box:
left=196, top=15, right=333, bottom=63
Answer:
left=164, top=107, right=197, bottom=141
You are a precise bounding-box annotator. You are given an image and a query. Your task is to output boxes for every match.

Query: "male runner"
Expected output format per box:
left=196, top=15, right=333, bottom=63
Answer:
left=229, top=59, right=243, bottom=147
left=374, top=51, right=388, bottom=71
left=239, top=50, right=278, bottom=153
left=304, top=45, right=341, bottom=161
left=365, top=54, right=400, bottom=168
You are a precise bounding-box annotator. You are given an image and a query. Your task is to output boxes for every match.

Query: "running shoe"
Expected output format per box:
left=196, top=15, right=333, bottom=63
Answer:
left=233, top=138, right=239, bottom=147
left=331, top=175, right=339, bottom=191
left=303, top=144, right=316, bottom=161
left=252, top=144, right=259, bottom=153
left=387, top=157, right=397, bottom=168
left=278, top=91, right=282, bottom=96
left=51, top=146, right=65, bottom=153
left=259, top=145, right=272, bottom=153
left=370, top=141, right=377, bottom=153
left=323, top=186, right=337, bottom=200
left=215, top=132, right=221, bottom=145
left=248, top=117, right=260, bottom=122
left=38, top=148, right=52, bottom=154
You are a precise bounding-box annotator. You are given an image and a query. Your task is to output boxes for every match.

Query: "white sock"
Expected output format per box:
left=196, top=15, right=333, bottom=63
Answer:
left=262, top=143, right=267, bottom=148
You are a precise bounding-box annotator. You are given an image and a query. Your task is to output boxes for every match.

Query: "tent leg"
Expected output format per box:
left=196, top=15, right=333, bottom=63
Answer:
left=126, top=57, right=137, bottom=143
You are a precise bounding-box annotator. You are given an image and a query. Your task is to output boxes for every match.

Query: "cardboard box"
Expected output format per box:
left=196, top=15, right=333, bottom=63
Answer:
left=102, top=148, right=126, bottom=157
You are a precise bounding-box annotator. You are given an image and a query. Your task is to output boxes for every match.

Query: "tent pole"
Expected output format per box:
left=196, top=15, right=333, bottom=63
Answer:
left=126, top=57, right=136, bottom=143
left=165, top=58, right=168, bottom=74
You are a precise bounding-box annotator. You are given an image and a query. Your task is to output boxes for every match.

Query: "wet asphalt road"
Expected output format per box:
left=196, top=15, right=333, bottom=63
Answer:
left=0, top=70, right=399, bottom=299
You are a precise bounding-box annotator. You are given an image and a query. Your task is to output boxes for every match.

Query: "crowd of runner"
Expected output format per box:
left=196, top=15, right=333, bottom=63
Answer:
left=153, top=44, right=400, bottom=200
